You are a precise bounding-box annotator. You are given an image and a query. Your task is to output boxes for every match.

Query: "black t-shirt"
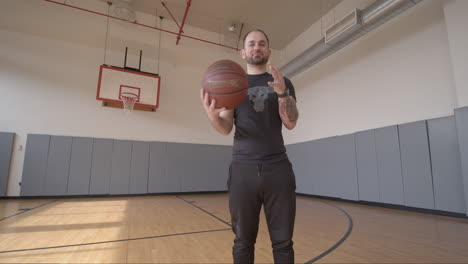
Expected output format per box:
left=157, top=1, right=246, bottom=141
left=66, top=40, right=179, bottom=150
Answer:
left=232, top=72, right=296, bottom=163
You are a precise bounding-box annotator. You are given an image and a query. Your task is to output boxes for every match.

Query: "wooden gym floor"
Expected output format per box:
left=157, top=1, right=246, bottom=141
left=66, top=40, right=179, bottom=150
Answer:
left=0, top=193, right=467, bottom=263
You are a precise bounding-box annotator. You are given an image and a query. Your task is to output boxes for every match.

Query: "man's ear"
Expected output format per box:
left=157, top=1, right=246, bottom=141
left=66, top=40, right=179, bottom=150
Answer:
left=240, top=48, right=246, bottom=59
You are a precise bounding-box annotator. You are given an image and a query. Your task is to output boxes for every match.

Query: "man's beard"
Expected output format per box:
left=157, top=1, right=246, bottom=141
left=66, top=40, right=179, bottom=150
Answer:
left=246, top=54, right=269, bottom=65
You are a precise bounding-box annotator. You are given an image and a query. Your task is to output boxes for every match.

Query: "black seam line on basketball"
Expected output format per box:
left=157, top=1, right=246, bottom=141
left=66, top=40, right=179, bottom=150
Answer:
left=0, top=200, right=57, bottom=222
left=176, top=195, right=232, bottom=227
left=0, top=228, right=231, bottom=254
left=205, top=71, right=247, bottom=79
left=305, top=202, right=354, bottom=264
left=206, top=88, right=248, bottom=95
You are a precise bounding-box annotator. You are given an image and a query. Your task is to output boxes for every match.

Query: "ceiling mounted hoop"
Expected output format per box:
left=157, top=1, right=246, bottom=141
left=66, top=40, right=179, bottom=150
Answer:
left=120, top=92, right=138, bottom=112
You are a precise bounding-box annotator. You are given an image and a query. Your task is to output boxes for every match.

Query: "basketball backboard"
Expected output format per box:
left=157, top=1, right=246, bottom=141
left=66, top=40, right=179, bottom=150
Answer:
left=96, top=65, right=161, bottom=111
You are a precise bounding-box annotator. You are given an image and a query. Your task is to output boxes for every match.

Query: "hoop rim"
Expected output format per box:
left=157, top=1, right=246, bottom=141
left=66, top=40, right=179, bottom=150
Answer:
left=120, top=92, right=139, bottom=99
left=121, top=92, right=138, bottom=112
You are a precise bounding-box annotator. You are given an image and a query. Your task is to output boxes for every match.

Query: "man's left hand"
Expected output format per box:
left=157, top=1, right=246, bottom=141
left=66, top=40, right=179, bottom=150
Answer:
left=267, top=64, right=287, bottom=95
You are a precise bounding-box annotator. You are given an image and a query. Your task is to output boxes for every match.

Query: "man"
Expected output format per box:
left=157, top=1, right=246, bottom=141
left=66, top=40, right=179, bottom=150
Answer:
left=200, top=29, right=299, bottom=263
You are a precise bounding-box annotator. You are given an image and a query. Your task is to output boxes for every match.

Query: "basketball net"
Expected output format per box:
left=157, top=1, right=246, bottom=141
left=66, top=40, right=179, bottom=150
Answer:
left=121, top=93, right=138, bottom=113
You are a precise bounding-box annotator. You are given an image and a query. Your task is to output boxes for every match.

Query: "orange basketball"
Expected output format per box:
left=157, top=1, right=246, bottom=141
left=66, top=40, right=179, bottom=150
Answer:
left=202, top=60, right=248, bottom=109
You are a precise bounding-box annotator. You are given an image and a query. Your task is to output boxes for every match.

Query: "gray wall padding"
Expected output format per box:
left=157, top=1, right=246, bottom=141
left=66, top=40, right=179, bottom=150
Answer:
left=44, top=136, right=72, bottom=196
left=307, top=139, right=332, bottom=198
left=167, top=143, right=231, bottom=192
left=398, top=121, right=435, bottom=209
left=67, top=137, right=93, bottom=195
left=286, top=141, right=315, bottom=195
left=148, top=142, right=174, bottom=193
left=328, top=135, right=359, bottom=200
left=427, top=116, right=465, bottom=213
left=375, top=126, right=405, bottom=206
left=0, top=132, right=14, bottom=196
left=355, top=130, right=380, bottom=203
left=289, top=135, right=358, bottom=200
left=129, top=141, right=150, bottom=194
left=89, top=138, right=113, bottom=195
left=455, top=107, right=468, bottom=215
left=21, top=134, right=50, bottom=196
left=110, top=140, right=132, bottom=195
left=17, top=110, right=468, bottom=216
left=200, top=144, right=232, bottom=191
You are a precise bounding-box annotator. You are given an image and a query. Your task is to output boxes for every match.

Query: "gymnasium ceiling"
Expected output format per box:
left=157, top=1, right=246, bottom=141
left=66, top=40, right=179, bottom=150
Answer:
left=129, top=0, right=342, bottom=50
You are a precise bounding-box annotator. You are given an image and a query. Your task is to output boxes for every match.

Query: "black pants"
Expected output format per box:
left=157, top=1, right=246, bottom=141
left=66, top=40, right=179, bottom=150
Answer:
left=228, top=159, right=296, bottom=264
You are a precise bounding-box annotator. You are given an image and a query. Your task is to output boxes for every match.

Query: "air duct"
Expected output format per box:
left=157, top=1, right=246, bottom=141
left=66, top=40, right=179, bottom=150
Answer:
left=325, top=9, right=361, bottom=45
left=280, top=0, right=422, bottom=78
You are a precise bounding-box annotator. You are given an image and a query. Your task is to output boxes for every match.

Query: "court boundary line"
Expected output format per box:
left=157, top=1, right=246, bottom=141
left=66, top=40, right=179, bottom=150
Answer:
left=176, top=195, right=232, bottom=227
left=0, top=200, right=57, bottom=222
left=297, top=193, right=467, bottom=219
left=0, top=228, right=231, bottom=254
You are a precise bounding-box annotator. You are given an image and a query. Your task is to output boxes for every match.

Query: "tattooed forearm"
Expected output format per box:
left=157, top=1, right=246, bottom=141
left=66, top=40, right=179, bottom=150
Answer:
left=279, top=96, right=299, bottom=122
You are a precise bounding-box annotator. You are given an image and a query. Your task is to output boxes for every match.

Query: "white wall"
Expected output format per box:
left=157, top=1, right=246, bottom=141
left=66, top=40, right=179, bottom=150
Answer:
left=0, top=0, right=267, bottom=196
left=281, top=0, right=460, bottom=144
left=443, top=0, right=468, bottom=108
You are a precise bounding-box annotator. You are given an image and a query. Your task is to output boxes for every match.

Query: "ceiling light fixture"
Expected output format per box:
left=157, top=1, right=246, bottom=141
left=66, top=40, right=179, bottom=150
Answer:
left=228, top=23, right=236, bottom=32
left=113, top=0, right=136, bottom=22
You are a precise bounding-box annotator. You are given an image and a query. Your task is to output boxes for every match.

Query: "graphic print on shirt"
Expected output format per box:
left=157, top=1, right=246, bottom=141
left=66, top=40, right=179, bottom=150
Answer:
left=248, top=86, right=274, bottom=112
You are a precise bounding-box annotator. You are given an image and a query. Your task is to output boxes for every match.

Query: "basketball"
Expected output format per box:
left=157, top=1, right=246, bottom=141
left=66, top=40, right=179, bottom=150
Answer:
left=202, top=59, right=248, bottom=109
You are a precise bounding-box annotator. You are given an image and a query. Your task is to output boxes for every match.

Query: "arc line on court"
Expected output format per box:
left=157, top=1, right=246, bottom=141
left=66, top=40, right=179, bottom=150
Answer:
left=305, top=201, right=354, bottom=264
left=177, top=194, right=353, bottom=264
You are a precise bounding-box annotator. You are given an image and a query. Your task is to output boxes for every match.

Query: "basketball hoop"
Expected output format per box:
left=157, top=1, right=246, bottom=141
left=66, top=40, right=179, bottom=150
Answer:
left=121, top=92, right=138, bottom=112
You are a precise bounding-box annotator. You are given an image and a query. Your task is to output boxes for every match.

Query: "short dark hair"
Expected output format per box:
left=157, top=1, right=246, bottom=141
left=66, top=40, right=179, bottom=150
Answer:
left=242, top=29, right=270, bottom=48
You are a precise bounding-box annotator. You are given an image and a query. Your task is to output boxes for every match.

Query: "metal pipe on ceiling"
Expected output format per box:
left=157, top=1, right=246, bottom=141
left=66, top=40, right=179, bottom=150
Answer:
left=176, top=0, right=192, bottom=45
left=280, top=0, right=422, bottom=78
left=161, top=1, right=183, bottom=32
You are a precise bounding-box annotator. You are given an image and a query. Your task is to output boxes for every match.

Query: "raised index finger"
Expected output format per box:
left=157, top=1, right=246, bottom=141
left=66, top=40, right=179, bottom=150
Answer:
left=271, top=64, right=284, bottom=80
left=269, top=64, right=280, bottom=81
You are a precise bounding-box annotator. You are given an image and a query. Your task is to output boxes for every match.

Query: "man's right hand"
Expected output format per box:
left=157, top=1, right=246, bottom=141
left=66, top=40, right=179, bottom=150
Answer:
left=200, top=88, right=227, bottom=121
left=200, top=88, right=234, bottom=136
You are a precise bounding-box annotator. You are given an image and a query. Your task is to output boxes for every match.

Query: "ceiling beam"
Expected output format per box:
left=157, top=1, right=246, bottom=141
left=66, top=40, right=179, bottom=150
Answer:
left=176, top=0, right=192, bottom=45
